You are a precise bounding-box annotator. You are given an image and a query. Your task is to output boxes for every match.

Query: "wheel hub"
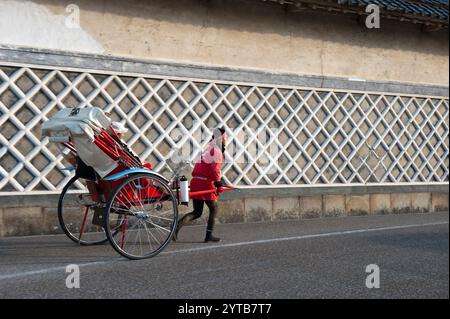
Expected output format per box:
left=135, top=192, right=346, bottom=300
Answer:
left=134, top=211, right=150, bottom=221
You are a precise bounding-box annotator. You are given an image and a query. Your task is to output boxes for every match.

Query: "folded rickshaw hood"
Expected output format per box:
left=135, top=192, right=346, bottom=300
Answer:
left=41, top=107, right=112, bottom=141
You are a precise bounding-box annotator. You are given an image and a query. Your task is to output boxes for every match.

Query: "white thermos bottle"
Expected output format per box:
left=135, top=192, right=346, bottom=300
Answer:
left=179, top=176, right=189, bottom=206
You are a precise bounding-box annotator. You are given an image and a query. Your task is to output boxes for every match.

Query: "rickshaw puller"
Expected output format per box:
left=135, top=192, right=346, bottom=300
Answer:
left=174, top=127, right=226, bottom=243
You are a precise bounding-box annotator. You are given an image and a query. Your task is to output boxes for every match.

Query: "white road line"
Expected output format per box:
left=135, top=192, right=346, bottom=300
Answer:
left=0, top=221, right=448, bottom=281
left=0, top=261, right=110, bottom=281
left=163, top=221, right=450, bottom=254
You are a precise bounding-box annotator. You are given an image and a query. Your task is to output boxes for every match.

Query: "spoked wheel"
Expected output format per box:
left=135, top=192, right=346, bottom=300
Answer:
left=104, top=173, right=178, bottom=260
left=58, top=176, right=110, bottom=245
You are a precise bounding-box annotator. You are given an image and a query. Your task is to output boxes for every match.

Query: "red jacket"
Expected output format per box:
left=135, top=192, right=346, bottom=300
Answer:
left=190, top=142, right=223, bottom=201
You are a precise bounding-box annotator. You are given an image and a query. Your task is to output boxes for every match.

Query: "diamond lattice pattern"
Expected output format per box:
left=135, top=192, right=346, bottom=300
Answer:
left=0, top=65, right=448, bottom=192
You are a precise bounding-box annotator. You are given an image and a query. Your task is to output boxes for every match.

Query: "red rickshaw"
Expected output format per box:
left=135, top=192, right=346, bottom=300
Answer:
left=42, top=107, right=230, bottom=260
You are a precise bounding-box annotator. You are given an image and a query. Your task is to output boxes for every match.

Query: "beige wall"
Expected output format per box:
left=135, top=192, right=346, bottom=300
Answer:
left=1, top=0, right=449, bottom=86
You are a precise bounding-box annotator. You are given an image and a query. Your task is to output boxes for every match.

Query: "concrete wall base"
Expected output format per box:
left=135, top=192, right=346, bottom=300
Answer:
left=0, top=185, right=448, bottom=237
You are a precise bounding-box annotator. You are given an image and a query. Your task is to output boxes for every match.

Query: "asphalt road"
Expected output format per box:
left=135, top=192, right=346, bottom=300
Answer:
left=0, top=212, right=448, bottom=299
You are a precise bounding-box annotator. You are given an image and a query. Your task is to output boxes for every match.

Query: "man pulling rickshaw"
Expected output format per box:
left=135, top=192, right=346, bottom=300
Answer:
left=174, top=127, right=227, bottom=243
left=41, top=107, right=232, bottom=260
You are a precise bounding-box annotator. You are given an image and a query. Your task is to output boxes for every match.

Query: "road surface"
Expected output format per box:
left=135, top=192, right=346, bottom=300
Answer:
left=0, top=212, right=448, bottom=298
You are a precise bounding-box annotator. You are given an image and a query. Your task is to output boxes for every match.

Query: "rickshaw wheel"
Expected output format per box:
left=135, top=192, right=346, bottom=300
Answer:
left=104, top=173, right=178, bottom=260
left=58, top=176, right=109, bottom=245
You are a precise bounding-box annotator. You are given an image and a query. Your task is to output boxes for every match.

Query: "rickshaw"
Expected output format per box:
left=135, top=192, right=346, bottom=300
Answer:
left=42, top=107, right=230, bottom=260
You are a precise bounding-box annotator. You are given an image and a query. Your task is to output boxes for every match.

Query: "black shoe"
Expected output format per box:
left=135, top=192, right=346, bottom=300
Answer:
left=204, top=234, right=221, bottom=243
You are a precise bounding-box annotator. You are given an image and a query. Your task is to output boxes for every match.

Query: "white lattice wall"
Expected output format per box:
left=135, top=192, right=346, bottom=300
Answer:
left=0, top=64, right=448, bottom=193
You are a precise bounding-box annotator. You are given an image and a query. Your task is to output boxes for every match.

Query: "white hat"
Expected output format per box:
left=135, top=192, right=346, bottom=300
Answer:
left=111, top=122, right=128, bottom=134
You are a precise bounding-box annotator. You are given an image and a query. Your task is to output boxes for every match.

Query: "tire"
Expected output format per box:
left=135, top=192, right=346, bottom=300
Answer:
left=104, top=173, right=178, bottom=260
left=58, top=176, right=109, bottom=245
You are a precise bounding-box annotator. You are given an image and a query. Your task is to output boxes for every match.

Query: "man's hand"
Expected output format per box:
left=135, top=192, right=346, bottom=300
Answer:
left=214, top=180, right=223, bottom=188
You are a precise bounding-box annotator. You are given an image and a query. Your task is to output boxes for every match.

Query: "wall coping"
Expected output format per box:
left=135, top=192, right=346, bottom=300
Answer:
left=0, top=45, right=448, bottom=97
left=223, top=183, right=449, bottom=200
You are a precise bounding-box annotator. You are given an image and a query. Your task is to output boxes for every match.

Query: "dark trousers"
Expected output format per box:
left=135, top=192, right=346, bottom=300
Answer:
left=178, top=199, right=218, bottom=233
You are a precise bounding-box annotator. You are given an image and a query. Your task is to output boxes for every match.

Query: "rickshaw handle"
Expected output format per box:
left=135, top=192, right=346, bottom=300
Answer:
left=189, top=186, right=234, bottom=197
